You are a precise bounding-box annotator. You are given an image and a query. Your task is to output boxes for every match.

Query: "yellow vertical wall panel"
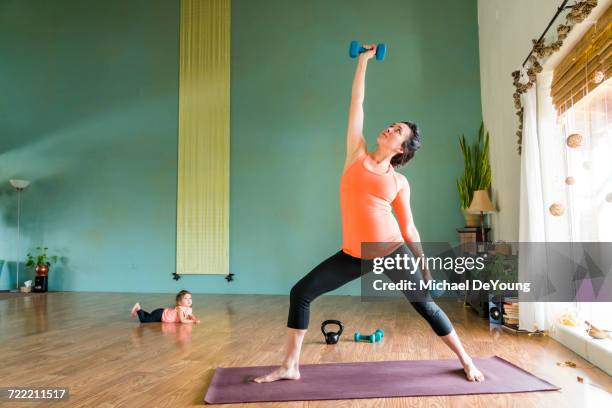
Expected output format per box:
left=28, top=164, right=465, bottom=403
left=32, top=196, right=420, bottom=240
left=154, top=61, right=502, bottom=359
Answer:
left=177, top=0, right=230, bottom=275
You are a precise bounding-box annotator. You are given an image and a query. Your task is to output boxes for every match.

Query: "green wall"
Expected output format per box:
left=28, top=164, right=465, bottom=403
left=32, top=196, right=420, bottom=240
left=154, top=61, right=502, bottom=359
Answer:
left=0, top=0, right=481, bottom=295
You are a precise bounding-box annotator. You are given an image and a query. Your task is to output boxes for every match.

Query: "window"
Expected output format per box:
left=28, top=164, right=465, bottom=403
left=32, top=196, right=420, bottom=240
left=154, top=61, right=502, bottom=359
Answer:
left=559, top=78, right=611, bottom=242
left=558, top=77, right=611, bottom=335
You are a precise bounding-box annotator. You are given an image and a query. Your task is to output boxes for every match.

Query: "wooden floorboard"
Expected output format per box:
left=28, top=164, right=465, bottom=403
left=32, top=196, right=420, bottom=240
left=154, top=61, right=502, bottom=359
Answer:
left=0, top=292, right=610, bottom=407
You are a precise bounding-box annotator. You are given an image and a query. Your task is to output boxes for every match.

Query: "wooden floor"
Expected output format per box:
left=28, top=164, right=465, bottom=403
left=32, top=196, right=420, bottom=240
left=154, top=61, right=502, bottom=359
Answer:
left=0, top=292, right=610, bottom=407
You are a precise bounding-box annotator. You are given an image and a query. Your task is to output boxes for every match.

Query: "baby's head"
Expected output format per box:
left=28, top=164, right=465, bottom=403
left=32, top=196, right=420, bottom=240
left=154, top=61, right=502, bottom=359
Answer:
left=176, top=290, right=192, bottom=307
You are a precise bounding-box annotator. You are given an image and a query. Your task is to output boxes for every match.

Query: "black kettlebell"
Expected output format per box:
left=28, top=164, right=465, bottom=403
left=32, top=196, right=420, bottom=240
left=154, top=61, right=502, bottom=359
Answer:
left=321, top=320, right=344, bottom=344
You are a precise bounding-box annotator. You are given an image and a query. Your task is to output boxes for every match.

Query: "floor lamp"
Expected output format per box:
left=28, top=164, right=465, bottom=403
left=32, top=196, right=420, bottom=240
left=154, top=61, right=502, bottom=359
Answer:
left=9, top=179, right=31, bottom=292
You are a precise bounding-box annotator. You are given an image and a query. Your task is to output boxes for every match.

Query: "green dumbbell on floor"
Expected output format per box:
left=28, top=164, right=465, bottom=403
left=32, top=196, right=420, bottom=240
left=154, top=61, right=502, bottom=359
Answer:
left=354, top=328, right=384, bottom=343
left=354, top=332, right=378, bottom=343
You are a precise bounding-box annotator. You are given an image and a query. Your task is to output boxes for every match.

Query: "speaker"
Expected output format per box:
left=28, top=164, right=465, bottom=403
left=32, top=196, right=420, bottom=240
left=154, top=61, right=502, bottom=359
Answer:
left=488, top=298, right=503, bottom=325
left=33, top=276, right=48, bottom=293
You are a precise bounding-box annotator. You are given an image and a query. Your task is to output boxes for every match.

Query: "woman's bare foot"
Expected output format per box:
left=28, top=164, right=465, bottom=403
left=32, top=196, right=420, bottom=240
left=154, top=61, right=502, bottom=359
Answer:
left=462, top=359, right=485, bottom=382
left=131, top=303, right=141, bottom=319
left=253, top=366, right=300, bottom=383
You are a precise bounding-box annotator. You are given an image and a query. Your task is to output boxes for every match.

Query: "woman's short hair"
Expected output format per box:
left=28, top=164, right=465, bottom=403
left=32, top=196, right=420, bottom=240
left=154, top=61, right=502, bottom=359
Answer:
left=390, top=121, right=421, bottom=168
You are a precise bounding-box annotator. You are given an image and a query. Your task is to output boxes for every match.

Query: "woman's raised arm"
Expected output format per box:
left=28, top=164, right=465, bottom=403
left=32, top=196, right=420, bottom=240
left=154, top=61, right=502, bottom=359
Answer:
left=344, top=44, right=376, bottom=170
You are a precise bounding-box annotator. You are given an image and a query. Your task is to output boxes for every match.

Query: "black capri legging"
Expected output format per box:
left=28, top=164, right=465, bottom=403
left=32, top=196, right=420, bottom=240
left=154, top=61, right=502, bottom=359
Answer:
left=137, top=308, right=164, bottom=323
left=287, top=245, right=453, bottom=336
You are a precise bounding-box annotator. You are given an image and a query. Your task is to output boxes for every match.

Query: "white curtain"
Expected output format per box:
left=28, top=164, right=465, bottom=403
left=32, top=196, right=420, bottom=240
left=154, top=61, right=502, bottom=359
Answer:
left=518, top=71, right=612, bottom=332
left=518, top=84, right=545, bottom=244
left=518, top=71, right=569, bottom=331
left=518, top=77, right=549, bottom=331
left=559, top=78, right=612, bottom=329
left=561, top=78, right=612, bottom=243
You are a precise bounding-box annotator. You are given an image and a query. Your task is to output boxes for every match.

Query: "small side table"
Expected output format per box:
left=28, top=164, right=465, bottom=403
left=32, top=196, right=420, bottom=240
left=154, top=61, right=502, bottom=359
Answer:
left=457, top=227, right=490, bottom=251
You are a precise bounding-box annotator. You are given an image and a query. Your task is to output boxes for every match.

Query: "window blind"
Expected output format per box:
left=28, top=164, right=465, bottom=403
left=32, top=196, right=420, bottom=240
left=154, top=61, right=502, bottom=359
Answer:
left=551, top=3, right=611, bottom=115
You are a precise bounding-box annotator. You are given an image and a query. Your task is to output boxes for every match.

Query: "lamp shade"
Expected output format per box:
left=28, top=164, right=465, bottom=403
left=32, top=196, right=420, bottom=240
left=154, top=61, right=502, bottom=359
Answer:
left=466, top=190, right=496, bottom=214
left=9, top=179, right=30, bottom=190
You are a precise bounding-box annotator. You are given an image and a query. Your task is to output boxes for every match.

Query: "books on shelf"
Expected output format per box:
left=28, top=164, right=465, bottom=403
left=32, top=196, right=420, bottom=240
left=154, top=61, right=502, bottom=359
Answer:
left=503, top=297, right=519, bottom=329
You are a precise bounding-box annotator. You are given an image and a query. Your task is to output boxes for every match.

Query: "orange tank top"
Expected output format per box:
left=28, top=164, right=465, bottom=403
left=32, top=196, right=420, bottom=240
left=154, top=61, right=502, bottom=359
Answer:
left=162, top=306, right=192, bottom=323
left=340, top=153, right=405, bottom=259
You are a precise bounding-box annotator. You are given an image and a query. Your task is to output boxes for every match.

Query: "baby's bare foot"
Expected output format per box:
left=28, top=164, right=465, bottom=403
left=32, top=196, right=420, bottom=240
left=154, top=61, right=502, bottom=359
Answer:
left=253, top=366, right=300, bottom=383
left=463, top=359, right=485, bottom=382
left=131, top=303, right=141, bottom=319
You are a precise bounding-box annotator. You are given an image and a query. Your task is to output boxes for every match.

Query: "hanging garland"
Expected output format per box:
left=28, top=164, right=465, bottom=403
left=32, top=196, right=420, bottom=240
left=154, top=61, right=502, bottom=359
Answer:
left=566, top=133, right=583, bottom=148
left=511, top=0, right=598, bottom=154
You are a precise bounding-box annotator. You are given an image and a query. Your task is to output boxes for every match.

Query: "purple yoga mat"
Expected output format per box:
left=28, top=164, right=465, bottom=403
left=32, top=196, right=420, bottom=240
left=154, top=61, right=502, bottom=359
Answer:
left=204, top=356, right=559, bottom=404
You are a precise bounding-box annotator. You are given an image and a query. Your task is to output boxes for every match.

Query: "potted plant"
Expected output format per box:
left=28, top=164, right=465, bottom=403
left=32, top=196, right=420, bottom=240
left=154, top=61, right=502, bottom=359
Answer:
left=457, top=123, right=492, bottom=227
left=25, top=247, right=58, bottom=277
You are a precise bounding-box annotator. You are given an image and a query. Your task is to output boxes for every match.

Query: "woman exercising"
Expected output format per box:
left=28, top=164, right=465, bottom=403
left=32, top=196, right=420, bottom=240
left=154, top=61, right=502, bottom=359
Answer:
left=254, top=45, right=484, bottom=383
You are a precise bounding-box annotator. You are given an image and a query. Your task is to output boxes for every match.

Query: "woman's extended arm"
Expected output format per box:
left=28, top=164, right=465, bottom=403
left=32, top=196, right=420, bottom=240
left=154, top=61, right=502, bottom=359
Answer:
left=344, top=44, right=376, bottom=170
left=392, top=177, right=432, bottom=282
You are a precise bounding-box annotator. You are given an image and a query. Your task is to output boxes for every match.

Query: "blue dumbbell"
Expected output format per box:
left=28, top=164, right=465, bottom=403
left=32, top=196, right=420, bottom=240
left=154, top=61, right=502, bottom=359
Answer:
left=349, top=41, right=387, bottom=61
left=354, top=328, right=384, bottom=343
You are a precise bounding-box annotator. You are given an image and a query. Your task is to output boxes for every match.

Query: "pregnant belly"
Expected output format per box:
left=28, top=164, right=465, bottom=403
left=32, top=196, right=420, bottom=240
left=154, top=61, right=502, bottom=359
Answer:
left=343, top=212, right=404, bottom=258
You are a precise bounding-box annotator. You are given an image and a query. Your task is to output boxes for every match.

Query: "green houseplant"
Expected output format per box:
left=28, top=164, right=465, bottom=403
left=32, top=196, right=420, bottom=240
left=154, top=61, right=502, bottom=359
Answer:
left=25, top=247, right=58, bottom=277
left=457, top=123, right=492, bottom=226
